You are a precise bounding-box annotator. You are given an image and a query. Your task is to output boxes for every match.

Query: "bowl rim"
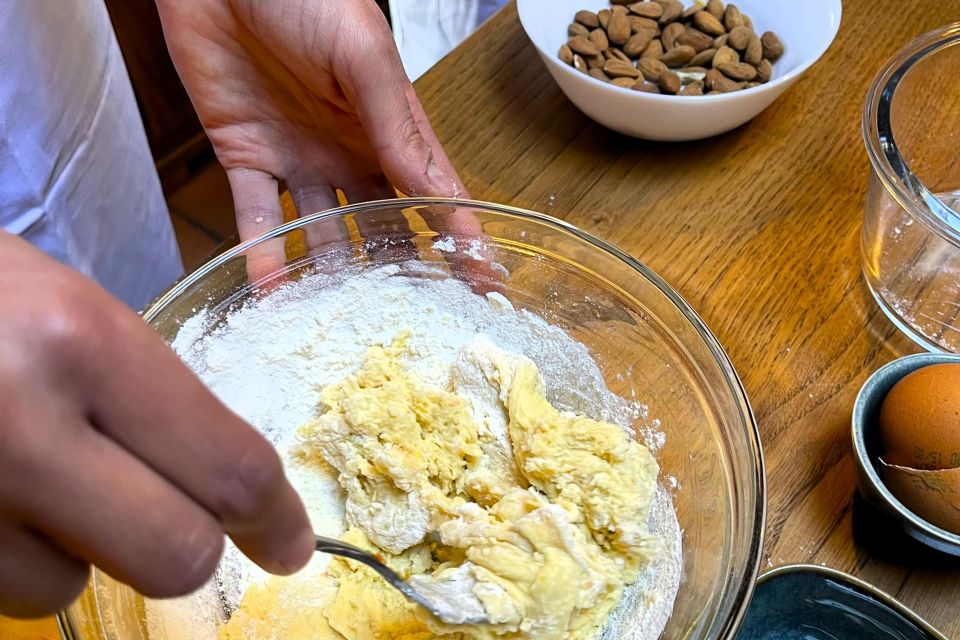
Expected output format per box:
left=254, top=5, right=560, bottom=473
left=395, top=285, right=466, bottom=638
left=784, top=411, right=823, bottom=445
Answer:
left=862, top=22, right=960, bottom=248
left=851, top=352, right=960, bottom=549
left=516, top=0, right=842, bottom=102
left=752, top=564, right=949, bottom=639
left=137, top=196, right=766, bottom=639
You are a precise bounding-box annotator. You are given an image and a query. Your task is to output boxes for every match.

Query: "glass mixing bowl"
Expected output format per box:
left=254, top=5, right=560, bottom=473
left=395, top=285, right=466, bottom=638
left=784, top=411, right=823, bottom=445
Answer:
left=862, top=23, right=960, bottom=352
left=59, top=198, right=764, bottom=640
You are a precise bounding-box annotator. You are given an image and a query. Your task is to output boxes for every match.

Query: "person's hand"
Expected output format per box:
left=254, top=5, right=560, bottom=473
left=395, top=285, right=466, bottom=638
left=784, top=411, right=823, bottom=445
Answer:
left=0, top=232, right=313, bottom=617
left=156, top=0, right=482, bottom=281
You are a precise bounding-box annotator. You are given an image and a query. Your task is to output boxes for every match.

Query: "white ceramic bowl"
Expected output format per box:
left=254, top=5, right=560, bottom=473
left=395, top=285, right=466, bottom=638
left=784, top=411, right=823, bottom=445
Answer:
left=517, top=0, right=841, bottom=141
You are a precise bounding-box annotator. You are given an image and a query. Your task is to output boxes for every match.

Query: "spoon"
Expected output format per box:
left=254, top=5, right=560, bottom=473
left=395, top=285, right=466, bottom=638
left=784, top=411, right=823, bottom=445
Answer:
left=314, top=535, right=489, bottom=626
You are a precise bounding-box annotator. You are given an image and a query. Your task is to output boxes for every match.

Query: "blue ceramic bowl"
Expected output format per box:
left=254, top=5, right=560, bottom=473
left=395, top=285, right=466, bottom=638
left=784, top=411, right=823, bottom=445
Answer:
left=851, top=353, right=960, bottom=556
left=737, top=564, right=947, bottom=639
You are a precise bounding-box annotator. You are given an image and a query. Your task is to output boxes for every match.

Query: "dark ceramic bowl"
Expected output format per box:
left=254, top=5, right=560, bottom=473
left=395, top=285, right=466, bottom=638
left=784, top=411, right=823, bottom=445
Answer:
left=737, top=564, right=947, bottom=639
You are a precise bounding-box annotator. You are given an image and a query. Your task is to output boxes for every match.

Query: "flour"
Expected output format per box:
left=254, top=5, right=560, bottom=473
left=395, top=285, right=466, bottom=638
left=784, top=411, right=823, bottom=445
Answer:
left=145, top=262, right=681, bottom=640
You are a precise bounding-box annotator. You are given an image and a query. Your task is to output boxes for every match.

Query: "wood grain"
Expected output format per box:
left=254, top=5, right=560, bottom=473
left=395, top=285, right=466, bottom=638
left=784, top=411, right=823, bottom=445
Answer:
left=4, top=2, right=958, bottom=638
left=413, top=1, right=960, bottom=636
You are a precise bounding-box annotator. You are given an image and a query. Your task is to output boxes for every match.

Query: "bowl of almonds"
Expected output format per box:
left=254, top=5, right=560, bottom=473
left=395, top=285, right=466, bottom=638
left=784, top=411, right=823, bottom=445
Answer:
left=517, top=0, right=841, bottom=140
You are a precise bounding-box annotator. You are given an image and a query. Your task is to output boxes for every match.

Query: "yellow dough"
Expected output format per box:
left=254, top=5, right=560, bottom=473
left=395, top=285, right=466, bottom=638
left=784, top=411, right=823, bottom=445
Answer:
left=222, top=335, right=660, bottom=640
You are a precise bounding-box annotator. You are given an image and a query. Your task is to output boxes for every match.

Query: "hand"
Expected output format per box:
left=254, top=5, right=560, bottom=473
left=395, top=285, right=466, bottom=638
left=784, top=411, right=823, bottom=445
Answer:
left=156, top=0, right=481, bottom=281
left=0, top=233, right=313, bottom=617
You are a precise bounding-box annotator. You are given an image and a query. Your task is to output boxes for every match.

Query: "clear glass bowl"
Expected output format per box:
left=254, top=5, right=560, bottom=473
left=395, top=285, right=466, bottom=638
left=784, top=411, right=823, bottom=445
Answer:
left=862, top=23, right=960, bottom=352
left=58, top=198, right=764, bottom=640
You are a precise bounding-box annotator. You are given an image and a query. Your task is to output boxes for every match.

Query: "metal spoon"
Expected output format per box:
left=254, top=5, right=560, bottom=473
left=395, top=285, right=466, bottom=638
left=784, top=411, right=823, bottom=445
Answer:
left=314, top=535, right=489, bottom=626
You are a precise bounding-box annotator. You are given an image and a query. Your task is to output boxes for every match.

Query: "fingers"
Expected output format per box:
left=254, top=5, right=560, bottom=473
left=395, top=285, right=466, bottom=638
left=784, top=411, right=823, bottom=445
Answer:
left=226, top=167, right=288, bottom=283
left=7, top=417, right=225, bottom=599
left=286, top=177, right=350, bottom=261
left=347, top=177, right=419, bottom=264
left=73, top=306, right=314, bottom=578
left=340, top=23, right=467, bottom=199
left=419, top=205, right=504, bottom=295
left=0, top=523, right=88, bottom=617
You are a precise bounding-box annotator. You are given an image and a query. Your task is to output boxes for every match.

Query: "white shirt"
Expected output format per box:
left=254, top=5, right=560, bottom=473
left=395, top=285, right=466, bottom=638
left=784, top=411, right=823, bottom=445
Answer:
left=0, top=0, right=183, bottom=310
left=391, top=0, right=507, bottom=81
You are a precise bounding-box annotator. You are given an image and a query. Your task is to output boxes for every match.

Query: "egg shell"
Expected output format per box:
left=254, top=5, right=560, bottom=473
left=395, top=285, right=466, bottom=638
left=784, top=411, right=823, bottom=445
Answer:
left=879, top=363, right=960, bottom=470
left=879, top=458, right=960, bottom=535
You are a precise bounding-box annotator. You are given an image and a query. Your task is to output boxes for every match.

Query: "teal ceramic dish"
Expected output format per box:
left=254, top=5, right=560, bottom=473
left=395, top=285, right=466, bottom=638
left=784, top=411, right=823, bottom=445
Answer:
left=851, top=352, right=960, bottom=556
left=737, top=564, right=947, bottom=639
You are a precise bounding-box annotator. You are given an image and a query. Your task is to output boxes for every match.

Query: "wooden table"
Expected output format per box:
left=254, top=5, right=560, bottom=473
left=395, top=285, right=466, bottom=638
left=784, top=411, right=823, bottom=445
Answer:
left=6, top=1, right=959, bottom=638
left=413, top=1, right=960, bottom=636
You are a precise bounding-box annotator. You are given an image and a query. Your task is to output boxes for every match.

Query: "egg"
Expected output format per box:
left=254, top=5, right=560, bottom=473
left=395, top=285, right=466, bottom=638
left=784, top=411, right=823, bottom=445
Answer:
left=878, top=362, right=960, bottom=535
left=879, top=363, right=960, bottom=471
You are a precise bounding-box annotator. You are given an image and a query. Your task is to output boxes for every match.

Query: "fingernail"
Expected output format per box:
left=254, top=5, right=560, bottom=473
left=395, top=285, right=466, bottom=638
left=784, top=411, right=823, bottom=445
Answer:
left=427, top=159, right=460, bottom=198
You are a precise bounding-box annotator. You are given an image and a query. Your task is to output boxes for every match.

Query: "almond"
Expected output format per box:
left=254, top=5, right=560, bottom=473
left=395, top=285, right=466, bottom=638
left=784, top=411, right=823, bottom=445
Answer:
left=641, top=38, right=664, bottom=59
left=756, top=58, right=772, bottom=82
left=633, top=79, right=661, bottom=93
left=713, top=33, right=729, bottom=48
left=706, top=0, right=724, bottom=20
left=628, top=15, right=660, bottom=34
left=658, top=69, right=681, bottom=94
left=728, top=26, right=753, bottom=51
left=637, top=57, right=668, bottom=81
left=712, top=45, right=739, bottom=68
left=693, top=10, right=726, bottom=36
left=575, top=10, right=600, bottom=28
left=657, top=0, right=683, bottom=25
left=661, top=22, right=686, bottom=49
left=744, top=34, right=762, bottom=65
left=677, top=68, right=707, bottom=82
left=559, top=44, right=574, bottom=65
left=679, top=80, right=704, bottom=95
left=761, top=31, right=784, bottom=61
left=689, top=47, right=717, bottom=67
left=629, top=1, right=663, bottom=19
left=585, top=52, right=606, bottom=68
left=682, top=1, right=705, bottom=19
left=610, top=47, right=632, bottom=63
left=610, top=76, right=636, bottom=87
left=590, top=28, right=610, bottom=51
left=717, top=61, right=757, bottom=81
left=623, top=30, right=656, bottom=57
left=598, top=8, right=611, bottom=29
left=603, top=58, right=641, bottom=78
left=660, top=44, right=696, bottom=67
left=569, top=22, right=590, bottom=38
left=676, top=27, right=714, bottom=52
left=607, top=10, right=632, bottom=45
left=705, top=68, right=743, bottom=92
left=568, top=35, right=602, bottom=56
left=573, top=54, right=587, bottom=72
left=588, top=68, right=610, bottom=81
left=722, top=3, right=743, bottom=31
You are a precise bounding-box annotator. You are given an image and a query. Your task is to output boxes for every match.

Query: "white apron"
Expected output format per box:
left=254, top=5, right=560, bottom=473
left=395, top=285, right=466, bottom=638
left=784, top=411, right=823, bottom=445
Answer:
left=0, top=0, right=183, bottom=310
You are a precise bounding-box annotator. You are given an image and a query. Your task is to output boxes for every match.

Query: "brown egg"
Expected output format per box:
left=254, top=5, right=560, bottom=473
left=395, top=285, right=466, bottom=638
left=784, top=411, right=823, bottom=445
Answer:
left=879, top=363, right=960, bottom=471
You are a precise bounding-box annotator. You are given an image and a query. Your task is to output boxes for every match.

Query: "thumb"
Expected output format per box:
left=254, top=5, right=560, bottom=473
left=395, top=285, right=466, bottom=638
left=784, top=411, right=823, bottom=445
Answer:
left=341, top=28, right=468, bottom=199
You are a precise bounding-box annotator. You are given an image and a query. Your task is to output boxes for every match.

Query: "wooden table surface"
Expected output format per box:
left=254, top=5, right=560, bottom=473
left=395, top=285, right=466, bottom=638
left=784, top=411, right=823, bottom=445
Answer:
left=413, top=0, right=960, bottom=636
left=7, top=1, right=960, bottom=639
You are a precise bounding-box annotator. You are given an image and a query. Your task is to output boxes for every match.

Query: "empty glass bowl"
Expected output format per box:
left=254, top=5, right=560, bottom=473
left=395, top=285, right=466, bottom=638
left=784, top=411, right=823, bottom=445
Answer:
left=59, top=198, right=764, bottom=639
left=862, top=23, right=960, bottom=352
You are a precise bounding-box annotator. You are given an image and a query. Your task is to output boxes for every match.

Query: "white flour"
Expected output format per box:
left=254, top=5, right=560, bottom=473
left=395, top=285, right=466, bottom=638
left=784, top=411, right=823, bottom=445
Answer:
left=143, top=263, right=681, bottom=640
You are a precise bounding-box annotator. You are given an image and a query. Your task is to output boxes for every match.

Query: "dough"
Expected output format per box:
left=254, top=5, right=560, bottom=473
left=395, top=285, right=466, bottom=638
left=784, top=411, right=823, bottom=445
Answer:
left=222, top=335, right=660, bottom=639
